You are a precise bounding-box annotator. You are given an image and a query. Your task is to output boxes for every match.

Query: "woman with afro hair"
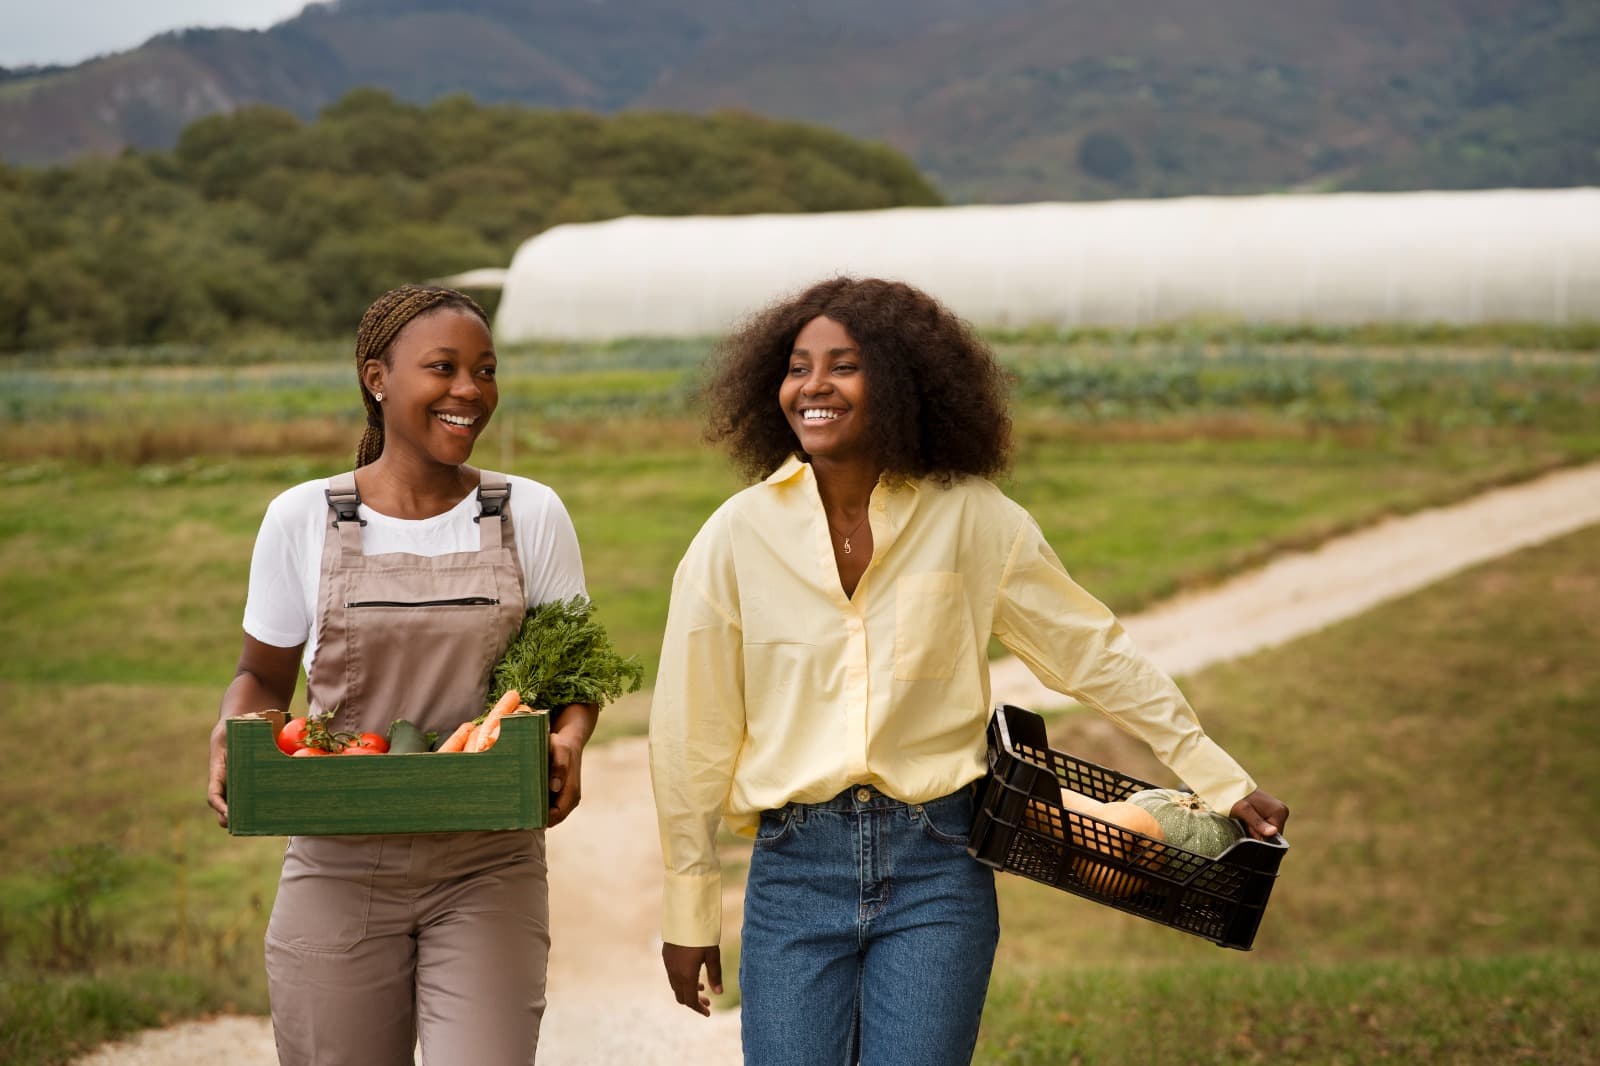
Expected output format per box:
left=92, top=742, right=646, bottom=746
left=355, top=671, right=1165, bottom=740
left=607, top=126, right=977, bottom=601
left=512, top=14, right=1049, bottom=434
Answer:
left=649, top=277, right=1287, bottom=1064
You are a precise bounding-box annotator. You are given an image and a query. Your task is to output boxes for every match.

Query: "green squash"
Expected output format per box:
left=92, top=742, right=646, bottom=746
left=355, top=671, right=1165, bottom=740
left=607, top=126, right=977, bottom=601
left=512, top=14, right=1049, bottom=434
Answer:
left=1125, top=789, right=1245, bottom=858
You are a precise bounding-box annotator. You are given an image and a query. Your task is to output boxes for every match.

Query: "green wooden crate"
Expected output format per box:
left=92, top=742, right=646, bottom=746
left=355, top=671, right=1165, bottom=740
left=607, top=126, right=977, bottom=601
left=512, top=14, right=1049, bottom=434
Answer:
left=226, top=711, right=549, bottom=836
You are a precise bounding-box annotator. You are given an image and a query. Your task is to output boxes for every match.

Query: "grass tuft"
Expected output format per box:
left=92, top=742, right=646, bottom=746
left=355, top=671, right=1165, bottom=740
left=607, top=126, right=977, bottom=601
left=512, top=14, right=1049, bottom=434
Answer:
left=977, top=952, right=1600, bottom=1065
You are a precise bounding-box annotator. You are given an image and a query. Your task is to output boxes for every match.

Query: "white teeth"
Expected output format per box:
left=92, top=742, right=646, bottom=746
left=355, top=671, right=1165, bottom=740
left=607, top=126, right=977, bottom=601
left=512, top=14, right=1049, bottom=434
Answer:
left=437, top=413, right=477, bottom=427
left=802, top=409, right=840, bottom=422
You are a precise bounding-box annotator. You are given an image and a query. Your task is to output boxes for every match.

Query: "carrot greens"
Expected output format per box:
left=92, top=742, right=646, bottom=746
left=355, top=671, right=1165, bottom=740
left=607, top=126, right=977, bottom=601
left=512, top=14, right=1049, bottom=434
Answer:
left=486, top=596, right=643, bottom=712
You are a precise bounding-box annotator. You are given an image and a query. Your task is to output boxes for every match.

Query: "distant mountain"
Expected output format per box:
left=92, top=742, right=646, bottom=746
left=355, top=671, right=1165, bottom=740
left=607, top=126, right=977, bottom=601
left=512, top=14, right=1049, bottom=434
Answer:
left=3, top=0, right=1596, bottom=200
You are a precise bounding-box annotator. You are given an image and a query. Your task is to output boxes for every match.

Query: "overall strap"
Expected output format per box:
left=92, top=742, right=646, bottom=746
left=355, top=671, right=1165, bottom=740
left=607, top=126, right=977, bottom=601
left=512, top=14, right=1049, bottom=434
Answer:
left=475, top=471, right=512, bottom=552
left=325, top=472, right=365, bottom=558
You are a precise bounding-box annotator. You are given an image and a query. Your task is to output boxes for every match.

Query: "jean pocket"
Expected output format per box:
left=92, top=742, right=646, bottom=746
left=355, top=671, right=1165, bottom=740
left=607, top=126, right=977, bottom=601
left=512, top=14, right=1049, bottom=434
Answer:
left=915, top=792, right=975, bottom=848
left=265, top=836, right=380, bottom=953
left=752, top=808, right=796, bottom=850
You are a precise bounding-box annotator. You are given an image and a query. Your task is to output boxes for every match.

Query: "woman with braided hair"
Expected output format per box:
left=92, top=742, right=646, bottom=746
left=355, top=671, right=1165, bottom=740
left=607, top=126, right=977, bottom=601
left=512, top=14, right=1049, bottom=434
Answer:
left=206, top=284, right=594, bottom=1064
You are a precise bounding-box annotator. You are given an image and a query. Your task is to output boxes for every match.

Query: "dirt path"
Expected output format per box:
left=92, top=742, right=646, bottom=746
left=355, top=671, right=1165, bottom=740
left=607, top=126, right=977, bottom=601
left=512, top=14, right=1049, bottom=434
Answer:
left=989, top=461, right=1600, bottom=708
left=533, top=738, right=745, bottom=1063
left=73, top=461, right=1600, bottom=1065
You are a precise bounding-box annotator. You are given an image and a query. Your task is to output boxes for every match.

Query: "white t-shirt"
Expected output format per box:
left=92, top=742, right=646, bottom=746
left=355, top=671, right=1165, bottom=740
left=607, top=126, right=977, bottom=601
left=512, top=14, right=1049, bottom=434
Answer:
left=243, top=474, right=587, bottom=676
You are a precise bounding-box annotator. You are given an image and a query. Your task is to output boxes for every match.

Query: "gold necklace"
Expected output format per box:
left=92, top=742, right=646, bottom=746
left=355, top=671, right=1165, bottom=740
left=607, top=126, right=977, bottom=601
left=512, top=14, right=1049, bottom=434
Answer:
left=828, top=511, right=871, bottom=555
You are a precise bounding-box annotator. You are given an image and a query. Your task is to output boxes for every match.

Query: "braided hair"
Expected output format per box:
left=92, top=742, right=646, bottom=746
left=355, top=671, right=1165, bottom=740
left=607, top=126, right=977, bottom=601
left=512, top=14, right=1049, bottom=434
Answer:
left=354, top=284, right=491, bottom=467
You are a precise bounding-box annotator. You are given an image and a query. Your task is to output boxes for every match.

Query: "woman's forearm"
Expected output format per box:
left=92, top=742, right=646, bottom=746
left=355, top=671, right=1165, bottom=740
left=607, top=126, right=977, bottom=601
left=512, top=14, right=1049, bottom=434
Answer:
left=551, top=702, right=599, bottom=746
left=217, top=636, right=304, bottom=721
left=216, top=668, right=297, bottom=721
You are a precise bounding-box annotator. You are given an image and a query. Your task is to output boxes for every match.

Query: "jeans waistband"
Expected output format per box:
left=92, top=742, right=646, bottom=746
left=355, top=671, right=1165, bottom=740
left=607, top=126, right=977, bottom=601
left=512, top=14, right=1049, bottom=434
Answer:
left=773, top=781, right=980, bottom=819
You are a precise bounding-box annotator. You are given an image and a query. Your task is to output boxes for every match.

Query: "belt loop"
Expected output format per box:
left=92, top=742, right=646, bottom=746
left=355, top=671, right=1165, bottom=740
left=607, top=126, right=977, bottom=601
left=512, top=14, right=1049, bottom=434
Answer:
left=792, top=804, right=806, bottom=825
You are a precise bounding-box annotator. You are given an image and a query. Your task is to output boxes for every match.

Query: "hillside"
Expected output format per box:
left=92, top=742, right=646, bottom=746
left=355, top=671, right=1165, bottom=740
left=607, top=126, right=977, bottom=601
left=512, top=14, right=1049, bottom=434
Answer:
left=0, top=95, right=939, bottom=351
left=2, top=0, right=1595, bottom=201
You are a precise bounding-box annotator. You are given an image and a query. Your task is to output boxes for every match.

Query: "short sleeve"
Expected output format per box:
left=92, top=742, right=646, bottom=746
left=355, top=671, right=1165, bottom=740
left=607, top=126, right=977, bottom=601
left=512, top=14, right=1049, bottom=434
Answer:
left=511, top=478, right=587, bottom=608
left=242, top=492, right=312, bottom=649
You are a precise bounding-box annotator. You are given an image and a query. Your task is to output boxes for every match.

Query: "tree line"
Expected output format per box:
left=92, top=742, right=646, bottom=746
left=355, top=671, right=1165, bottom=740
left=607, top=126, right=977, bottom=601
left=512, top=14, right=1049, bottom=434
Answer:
left=1, top=89, right=940, bottom=352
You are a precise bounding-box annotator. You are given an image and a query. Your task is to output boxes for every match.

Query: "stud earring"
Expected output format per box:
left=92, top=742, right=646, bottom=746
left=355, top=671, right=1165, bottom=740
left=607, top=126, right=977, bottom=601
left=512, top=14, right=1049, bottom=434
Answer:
left=374, top=391, right=384, bottom=402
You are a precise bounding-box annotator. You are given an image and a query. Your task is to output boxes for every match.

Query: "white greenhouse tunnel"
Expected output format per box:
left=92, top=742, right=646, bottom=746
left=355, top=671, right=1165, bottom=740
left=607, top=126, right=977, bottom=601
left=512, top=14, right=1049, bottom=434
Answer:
left=486, top=187, right=1600, bottom=342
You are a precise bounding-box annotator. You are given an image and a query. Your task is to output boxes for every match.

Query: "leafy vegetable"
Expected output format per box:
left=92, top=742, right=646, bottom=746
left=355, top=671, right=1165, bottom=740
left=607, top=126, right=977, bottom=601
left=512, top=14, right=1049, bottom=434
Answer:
left=487, top=596, right=644, bottom=712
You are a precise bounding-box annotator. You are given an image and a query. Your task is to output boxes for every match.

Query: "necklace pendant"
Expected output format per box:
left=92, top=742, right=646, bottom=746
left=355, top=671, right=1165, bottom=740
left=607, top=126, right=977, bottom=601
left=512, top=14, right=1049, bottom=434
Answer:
left=842, top=538, right=853, bottom=554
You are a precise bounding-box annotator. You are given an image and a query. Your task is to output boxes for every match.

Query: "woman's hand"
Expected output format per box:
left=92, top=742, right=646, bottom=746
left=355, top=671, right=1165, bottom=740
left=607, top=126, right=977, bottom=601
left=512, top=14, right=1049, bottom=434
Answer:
left=1229, top=788, right=1289, bottom=840
left=548, top=702, right=599, bottom=827
left=207, top=717, right=230, bottom=827
left=208, top=635, right=301, bottom=830
left=662, top=943, right=723, bottom=1016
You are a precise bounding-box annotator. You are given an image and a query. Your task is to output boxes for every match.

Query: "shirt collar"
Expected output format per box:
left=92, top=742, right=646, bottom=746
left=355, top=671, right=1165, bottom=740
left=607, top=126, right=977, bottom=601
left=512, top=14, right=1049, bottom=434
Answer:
left=764, top=455, right=809, bottom=486
left=763, top=455, right=923, bottom=496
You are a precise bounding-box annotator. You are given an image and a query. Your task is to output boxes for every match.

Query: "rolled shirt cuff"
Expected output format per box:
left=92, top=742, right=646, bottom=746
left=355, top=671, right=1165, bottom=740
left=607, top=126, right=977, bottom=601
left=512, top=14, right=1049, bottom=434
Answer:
left=1168, top=735, right=1257, bottom=817
left=661, top=870, right=723, bottom=947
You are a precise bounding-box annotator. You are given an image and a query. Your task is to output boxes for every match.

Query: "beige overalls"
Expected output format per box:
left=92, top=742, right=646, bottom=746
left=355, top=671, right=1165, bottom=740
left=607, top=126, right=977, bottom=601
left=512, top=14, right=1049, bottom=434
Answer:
left=263, top=470, right=549, bottom=1066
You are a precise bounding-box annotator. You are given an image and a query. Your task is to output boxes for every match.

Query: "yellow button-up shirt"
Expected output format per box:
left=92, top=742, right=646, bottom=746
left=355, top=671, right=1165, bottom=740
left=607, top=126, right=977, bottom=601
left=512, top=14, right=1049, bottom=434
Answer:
left=649, top=456, right=1256, bottom=946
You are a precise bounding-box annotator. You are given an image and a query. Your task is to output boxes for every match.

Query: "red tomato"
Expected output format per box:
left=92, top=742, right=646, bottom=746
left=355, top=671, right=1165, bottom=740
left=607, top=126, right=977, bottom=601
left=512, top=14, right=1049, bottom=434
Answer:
left=291, top=746, right=332, bottom=757
left=339, top=746, right=382, bottom=755
left=276, top=717, right=310, bottom=756
left=346, top=732, right=390, bottom=754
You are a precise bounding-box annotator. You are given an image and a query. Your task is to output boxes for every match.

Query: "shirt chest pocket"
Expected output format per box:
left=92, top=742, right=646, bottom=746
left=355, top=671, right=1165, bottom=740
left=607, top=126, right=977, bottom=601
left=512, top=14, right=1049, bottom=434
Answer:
left=894, top=572, right=969, bottom=682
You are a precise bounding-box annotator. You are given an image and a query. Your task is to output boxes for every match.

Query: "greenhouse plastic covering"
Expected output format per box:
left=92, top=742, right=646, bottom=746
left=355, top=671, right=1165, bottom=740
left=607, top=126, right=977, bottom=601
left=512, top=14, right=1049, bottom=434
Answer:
left=495, top=187, right=1600, bottom=341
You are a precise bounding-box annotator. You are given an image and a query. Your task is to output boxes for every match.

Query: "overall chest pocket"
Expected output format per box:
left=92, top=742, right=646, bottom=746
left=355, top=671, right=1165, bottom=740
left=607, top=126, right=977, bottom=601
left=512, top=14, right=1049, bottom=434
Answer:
left=344, top=596, right=499, bottom=608
left=337, top=564, right=510, bottom=733
left=343, top=563, right=504, bottom=619
left=894, top=572, right=969, bottom=682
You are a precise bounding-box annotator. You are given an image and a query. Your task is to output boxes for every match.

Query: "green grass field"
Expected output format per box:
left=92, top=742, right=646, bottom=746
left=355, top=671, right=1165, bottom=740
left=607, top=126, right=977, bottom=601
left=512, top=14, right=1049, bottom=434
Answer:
left=977, top=952, right=1598, bottom=1064
left=1, top=337, right=1597, bottom=1064
left=973, top=523, right=1600, bottom=1062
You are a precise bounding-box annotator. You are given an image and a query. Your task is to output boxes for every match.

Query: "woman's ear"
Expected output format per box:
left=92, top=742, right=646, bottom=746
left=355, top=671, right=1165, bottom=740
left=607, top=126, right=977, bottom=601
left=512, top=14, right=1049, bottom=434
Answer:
left=361, top=361, right=386, bottom=399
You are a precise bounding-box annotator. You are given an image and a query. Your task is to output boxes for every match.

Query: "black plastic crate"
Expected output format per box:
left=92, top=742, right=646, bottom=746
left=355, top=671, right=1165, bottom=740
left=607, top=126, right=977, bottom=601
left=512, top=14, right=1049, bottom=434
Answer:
left=969, top=703, right=1288, bottom=950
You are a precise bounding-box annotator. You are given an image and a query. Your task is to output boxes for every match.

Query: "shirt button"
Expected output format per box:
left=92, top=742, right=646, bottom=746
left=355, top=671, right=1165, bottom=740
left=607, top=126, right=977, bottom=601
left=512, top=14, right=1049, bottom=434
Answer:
left=855, top=788, right=872, bottom=803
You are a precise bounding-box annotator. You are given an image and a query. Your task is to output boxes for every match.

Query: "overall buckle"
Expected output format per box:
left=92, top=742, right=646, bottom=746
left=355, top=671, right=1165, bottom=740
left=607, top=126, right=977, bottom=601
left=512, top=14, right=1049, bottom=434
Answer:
left=325, top=486, right=365, bottom=526
left=475, top=483, right=510, bottom=523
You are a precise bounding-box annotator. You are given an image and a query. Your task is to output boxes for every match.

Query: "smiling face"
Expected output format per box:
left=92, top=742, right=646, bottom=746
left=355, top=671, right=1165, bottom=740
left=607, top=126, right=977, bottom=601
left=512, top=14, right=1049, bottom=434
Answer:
left=362, top=306, right=497, bottom=469
left=779, top=315, right=873, bottom=467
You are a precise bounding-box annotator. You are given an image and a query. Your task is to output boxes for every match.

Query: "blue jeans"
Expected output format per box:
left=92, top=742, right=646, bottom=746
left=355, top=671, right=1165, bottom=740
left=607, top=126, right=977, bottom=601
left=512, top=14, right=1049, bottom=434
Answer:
left=739, top=784, right=1000, bottom=1066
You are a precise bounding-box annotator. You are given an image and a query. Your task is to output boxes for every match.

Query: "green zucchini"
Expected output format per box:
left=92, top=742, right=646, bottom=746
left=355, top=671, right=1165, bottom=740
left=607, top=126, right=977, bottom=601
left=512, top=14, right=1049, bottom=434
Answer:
left=386, top=719, right=432, bottom=755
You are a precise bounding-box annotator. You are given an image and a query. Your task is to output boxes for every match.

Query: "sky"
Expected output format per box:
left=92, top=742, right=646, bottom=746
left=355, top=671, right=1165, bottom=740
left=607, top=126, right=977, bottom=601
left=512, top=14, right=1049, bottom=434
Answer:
left=0, top=1, right=315, bottom=68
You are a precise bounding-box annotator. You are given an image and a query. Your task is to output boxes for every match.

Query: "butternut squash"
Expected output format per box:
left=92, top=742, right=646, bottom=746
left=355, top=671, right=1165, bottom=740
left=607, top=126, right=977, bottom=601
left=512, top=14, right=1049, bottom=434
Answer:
left=1044, top=786, right=1164, bottom=898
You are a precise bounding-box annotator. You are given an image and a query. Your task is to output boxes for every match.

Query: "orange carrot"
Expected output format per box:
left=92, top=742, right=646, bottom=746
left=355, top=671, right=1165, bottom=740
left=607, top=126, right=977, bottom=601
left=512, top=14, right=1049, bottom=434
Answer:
left=436, top=720, right=474, bottom=753
left=467, top=691, right=522, bottom=753
left=487, top=688, right=521, bottom=720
